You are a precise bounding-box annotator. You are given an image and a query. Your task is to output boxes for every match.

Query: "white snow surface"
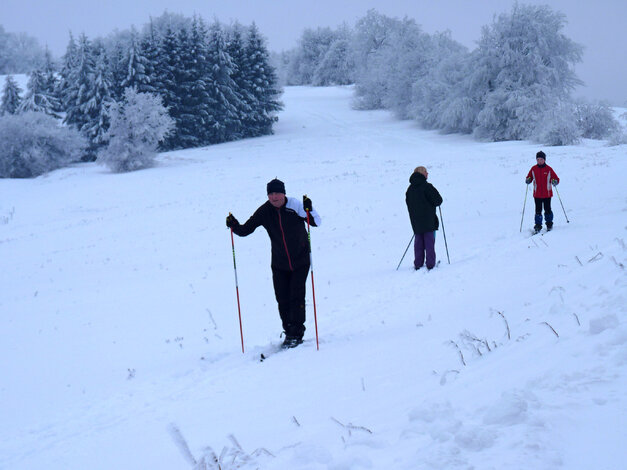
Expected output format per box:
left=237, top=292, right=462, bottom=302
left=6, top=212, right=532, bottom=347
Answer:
left=1, top=86, right=626, bottom=469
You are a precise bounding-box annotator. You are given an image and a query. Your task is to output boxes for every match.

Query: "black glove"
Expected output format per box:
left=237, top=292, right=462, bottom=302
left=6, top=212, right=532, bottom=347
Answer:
left=303, top=195, right=313, bottom=212
left=551, top=179, right=558, bottom=186
left=226, top=213, right=238, bottom=228
left=525, top=177, right=532, bottom=184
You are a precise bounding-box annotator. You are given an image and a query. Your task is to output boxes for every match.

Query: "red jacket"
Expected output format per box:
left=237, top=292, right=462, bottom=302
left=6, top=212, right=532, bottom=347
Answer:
left=527, top=164, right=559, bottom=198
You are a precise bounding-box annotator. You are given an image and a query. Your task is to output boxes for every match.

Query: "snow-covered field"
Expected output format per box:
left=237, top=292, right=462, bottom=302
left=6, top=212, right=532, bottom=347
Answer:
left=1, top=85, right=625, bottom=469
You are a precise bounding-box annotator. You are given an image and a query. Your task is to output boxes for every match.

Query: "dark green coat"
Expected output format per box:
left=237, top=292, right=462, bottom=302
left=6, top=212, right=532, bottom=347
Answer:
left=405, top=172, right=443, bottom=233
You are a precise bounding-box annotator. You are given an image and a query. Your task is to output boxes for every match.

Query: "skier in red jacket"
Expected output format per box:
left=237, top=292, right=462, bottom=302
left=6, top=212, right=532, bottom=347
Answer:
left=526, top=151, right=560, bottom=233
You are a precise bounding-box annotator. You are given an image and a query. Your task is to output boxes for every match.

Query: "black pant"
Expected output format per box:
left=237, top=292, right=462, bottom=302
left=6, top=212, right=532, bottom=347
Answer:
left=534, top=197, right=552, bottom=215
left=534, top=198, right=553, bottom=226
left=271, top=264, right=309, bottom=338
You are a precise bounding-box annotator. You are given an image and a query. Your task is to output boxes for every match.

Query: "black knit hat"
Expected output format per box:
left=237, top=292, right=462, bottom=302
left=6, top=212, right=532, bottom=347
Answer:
left=267, top=178, right=286, bottom=194
left=536, top=151, right=546, bottom=160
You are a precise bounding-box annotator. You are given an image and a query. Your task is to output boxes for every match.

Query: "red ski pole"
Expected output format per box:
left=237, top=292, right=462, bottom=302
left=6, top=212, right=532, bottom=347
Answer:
left=305, top=204, right=320, bottom=350
left=229, top=221, right=245, bottom=353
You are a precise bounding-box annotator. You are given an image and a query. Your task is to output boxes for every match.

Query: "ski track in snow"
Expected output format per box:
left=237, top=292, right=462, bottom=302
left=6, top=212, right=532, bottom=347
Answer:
left=0, top=84, right=625, bottom=469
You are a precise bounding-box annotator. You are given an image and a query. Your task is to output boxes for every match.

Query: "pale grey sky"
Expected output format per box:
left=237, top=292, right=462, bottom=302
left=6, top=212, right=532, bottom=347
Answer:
left=2, top=0, right=626, bottom=104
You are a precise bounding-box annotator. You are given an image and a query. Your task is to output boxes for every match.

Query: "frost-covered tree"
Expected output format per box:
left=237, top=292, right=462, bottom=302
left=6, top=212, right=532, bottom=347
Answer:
left=471, top=4, right=584, bottom=141
left=410, top=48, right=477, bottom=133
left=0, top=75, right=22, bottom=115
left=312, top=24, right=354, bottom=86
left=0, top=26, right=46, bottom=74
left=97, top=88, right=174, bottom=172
left=574, top=100, right=620, bottom=139
left=378, top=18, right=436, bottom=119
left=0, top=111, right=86, bottom=178
left=533, top=100, right=581, bottom=145
left=351, top=10, right=399, bottom=110
left=286, top=27, right=339, bottom=85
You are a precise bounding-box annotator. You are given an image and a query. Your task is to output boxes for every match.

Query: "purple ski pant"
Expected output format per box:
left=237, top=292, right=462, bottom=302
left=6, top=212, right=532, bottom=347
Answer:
left=414, top=231, right=436, bottom=269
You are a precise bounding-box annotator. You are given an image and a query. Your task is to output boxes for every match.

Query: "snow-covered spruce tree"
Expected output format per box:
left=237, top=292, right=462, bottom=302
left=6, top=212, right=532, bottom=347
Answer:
left=574, top=100, right=620, bottom=139
left=18, top=67, right=61, bottom=117
left=159, top=26, right=184, bottom=149
left=243, top=23, right=283, bottom=137
left=226, top=23, right=255, bottom=139
left=178, top=16, right=215, bottom=147
left=107, top=37, right=128, bottom=101
left=63, top=34, right=95, bottom=133
left=79, top=44, right=114, bottom=156
left=159, top=24, right=206, bottom=149
left=1, top=75, right=22, bottom=115
left=0, top=111, right=87, bottom=178
left=55, top=32, right=79, bottom=115
left=97, top=88, right=173, bottom=172
left=471, top=4, right=583, bottom=142
left=205, top=21, right=244, bottom=144
left=120, top=26, right=150, bottom=92
left=139, top=21, right=161, bottom=95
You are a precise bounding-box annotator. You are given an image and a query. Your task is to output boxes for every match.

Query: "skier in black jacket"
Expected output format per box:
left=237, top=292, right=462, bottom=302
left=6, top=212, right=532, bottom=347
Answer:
left=405, top=166, right=443, bottom=270
left=226, top=178, right=321, bottom=348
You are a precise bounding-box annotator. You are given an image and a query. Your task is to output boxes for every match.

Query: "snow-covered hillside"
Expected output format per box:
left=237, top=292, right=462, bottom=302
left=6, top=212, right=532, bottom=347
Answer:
left=0, top=86, right=625, bottom=469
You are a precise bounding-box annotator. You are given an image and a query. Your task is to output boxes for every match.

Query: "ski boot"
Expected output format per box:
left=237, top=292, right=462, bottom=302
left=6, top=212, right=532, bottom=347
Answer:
left=281, top=336, right=303, bottom=349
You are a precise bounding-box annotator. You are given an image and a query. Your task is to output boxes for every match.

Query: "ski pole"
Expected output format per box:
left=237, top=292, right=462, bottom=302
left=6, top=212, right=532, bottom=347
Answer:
left=396, top=234, right=415, bottom=271
left=520, top=184, right=529, bottom=232
left=229, top=219, right=245, bottom=354
left=554, top=185, right=570, bottom=223
left=305, top=199, right=320, bottom=351
left=438, top=206, right=450, bottom=264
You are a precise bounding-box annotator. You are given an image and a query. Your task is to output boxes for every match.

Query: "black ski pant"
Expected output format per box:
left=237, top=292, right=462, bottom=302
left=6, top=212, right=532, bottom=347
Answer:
left=271, top=264, right=309, bottom=339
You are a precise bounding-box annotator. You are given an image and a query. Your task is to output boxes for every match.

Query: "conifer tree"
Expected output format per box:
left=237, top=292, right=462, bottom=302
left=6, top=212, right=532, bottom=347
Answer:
left=18, top=68, right=61, bottom=117
left=0, top=75, right=23, bottom=115
left=41, top=47, right=61, bottom=113
left=172, top=24, right=201, bottom=148
left=56, top=32, right=79, bottom=112
left=108, top=40, right=127, bottom=101
left=227, top=23, right=254, bottom=138
left=186, top=16, right=216, bottom=146
left=80, top=45, right=113, bottom=155
left=139, top=21, right=161, bottom=95
left=206, top=21, right=243, bottom=143
left=244, top=23, right=283, bottom=136
left=159, top=26, right=183, bottom=149
left=121, top=27, right=150, bottom=92
left=63, top=33, right=95, bottom=133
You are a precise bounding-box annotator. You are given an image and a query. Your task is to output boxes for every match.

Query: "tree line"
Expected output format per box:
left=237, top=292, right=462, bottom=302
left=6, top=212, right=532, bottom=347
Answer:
left=0, top=13, right=282, bottom=177
left=279, top=5, right=623, bottom=145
